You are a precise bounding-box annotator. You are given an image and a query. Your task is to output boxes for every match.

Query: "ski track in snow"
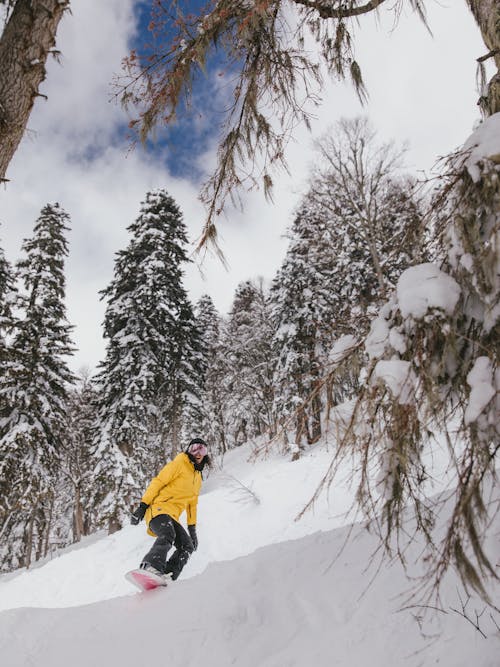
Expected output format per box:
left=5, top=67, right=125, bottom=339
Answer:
left=0, top=442, right=499, bottom=667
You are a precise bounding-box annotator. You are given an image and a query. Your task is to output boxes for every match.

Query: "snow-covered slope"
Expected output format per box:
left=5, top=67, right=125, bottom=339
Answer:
left=0, top=442, right=498, bottom=666
left=0, top=442, right=356, bottom=609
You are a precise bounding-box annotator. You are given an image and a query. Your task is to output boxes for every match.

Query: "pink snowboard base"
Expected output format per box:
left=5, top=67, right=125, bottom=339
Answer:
left=125, top=568, right=170, bottom=591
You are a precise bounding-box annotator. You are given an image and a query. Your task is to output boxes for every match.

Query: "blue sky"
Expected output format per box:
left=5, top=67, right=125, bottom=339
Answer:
left=0, top=0, right=490, bottom=371
left=129, top=0, right=230, bottom=181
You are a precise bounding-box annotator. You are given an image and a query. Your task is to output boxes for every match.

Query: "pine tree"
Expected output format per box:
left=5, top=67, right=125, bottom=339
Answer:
left=223, top=279, right=276, bottom=448
left=295, top=121, right=424, bottom=415
left=0, top=203, right=75, bottom=571
left=193, top=294, right=227, bottom=456
left=92, top=189, right=202, bottom=533
left=168, top=295, right=204, bottom=456
left=270, top=200, right=337, bottom=448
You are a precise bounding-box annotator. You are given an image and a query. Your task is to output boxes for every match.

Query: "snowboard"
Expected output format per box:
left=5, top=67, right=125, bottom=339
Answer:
left=125, top=568, right=171, bottom=592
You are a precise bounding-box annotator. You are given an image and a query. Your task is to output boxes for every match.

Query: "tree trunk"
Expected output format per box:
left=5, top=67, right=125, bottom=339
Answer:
left=467, top=0, right=500, bottom=115
left=308, top=386, right=322, bottom=444
left=24, top=510, right=35, bottom=568
left=307, top=342, right=323, bottom=444
left=41, top=492, right=54, bottom=558
left=73, top=484, right=84, bottom=542
left=0, top=0, right=69, bottom=182
left=215, top=404, right=227, bottom=454
left=295, top=408, right=308, bottom=446
left=108, top=513, right=121, bottom=535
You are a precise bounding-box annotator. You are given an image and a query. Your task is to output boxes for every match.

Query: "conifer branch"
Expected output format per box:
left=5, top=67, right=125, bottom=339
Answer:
left=294, top=0, right=387, bottom=19
left=117, top=0, right=429, bottom=250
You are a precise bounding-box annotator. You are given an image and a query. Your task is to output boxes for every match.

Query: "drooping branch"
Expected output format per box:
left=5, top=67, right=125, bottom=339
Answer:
left=294, top=0, right=387, bottom=20
left=115, top=1, right=432, bottom=247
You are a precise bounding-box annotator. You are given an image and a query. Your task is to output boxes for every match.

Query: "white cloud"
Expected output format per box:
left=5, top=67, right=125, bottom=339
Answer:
left=0, top=0, right=487, bottom=372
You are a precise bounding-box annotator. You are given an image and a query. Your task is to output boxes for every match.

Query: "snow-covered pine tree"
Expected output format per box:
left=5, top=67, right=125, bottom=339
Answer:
left=222, top=279, right=276, bottom=448
left=192, top=294, right=228, bottom=456
left=92, top=189, right=202, bottom=533
left=270, top=198, right=337, bottom=448
left=169, top=295, right=204, bottom=456
left=0, top=203, right=75, bottom=571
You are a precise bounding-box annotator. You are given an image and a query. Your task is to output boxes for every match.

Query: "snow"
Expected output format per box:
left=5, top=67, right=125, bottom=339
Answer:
left=328, top=334, right=358, bottom=364
left=0, top=444, right=350, bottom=609
left=465, top=356, right=496, bottom=425
left=0, top=441, right=498, bottom=667
left=464, top=112, right=500, bottom=183
left=373, top=359, right=416, bottom=404
left=396, top=263, right=460, bottom=319
left=365, top=303, right=392, bottom=359
left=460, top=252, right=474, bottom=272
left=388, top=326, right=406, bottom=354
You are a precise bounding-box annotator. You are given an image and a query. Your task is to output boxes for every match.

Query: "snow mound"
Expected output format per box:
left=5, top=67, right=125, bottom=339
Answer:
left=0, top=442, right=498, bottom=667
left=1, top=505, right=498, bottom=667
left=396, top=263, right=460, bottom=319
left=0, top=442, right=355, bottom=610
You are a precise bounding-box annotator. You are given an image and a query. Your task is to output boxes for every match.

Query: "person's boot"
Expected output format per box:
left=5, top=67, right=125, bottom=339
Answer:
left=165, top=547, right=191, bottom=580
left=140, top=561, right=165, bottom=577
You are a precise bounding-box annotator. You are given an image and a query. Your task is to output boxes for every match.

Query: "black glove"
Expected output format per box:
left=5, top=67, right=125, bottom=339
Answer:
left=188, top=524, right=198, bottom=551
left=130, top=502, right=148, bottom=525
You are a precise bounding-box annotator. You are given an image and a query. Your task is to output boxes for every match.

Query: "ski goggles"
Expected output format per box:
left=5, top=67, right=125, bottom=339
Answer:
left=188, top=442, right=208, bottom=457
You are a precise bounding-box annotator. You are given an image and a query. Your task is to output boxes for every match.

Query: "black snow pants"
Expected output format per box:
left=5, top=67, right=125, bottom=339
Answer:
left=142, top=514, right=194, bottom=580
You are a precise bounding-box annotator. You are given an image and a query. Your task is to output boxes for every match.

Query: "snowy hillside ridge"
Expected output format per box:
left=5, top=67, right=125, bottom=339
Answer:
left=0, top=473, right=498, bottom=667
left=1, top=440, right=499, bottom=667
left=0, top=437, right=495, bottom=608
left=0, top=441, right=358, bottom=609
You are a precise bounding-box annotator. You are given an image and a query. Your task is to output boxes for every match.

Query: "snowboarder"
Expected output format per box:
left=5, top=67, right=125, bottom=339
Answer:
left=130, top=438, right=210, bottom=581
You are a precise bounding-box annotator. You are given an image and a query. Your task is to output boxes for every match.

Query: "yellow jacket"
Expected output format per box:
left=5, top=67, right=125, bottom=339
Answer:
left=142, top=453, right=202, bottom=536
